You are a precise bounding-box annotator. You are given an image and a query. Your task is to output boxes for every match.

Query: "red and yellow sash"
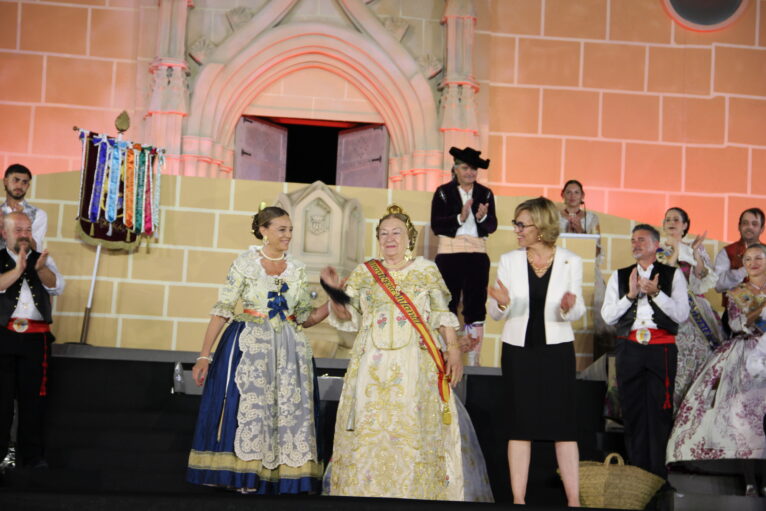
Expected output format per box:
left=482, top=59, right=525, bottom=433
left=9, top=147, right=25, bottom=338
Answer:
left=364, top=259, right=452, bottom=425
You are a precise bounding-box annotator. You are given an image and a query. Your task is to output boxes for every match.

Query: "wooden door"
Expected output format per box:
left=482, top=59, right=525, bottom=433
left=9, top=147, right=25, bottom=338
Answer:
left=336, top=124, right=388, bottom=188
left=234, top=116, right=287, bottom=182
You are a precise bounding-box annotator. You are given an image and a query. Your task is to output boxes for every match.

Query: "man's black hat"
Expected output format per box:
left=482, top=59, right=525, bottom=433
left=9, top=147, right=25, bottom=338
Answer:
left=449, top=146, right=490, bottom=169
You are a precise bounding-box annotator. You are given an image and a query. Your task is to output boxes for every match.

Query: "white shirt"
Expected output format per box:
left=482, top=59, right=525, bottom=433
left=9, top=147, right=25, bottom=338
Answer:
left=601, top=262, right=690, bottom=330
left=0, top=248, right=65, bottom=321
left=713, top=246, right=747, bottom=293
left=455, top=186, right=486, bottom=237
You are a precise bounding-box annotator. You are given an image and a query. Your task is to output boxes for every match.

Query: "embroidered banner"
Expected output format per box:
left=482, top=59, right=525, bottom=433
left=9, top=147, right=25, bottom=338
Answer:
left=76, top=130, right=164, bottom=249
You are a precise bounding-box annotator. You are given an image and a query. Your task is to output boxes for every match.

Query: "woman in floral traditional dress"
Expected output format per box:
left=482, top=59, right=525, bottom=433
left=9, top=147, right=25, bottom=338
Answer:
left=667, top=243, right=766, bottom=494
left=186, top=206, right=328, bottom=493
left=320, top=205, right=493, bottom=502
left=657, top=207, right=723, bottom=410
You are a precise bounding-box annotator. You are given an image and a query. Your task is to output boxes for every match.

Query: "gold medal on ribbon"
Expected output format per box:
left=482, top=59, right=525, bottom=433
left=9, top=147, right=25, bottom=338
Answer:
left=636, top=328, right=651, bottom=345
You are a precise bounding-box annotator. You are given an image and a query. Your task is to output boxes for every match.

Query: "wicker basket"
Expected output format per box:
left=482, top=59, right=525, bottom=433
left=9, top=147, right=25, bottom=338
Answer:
left=578, top=453, right=665, bottom=510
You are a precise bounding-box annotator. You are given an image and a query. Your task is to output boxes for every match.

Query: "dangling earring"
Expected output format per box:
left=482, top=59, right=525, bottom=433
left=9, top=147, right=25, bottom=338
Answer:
left=537, top=233, right=543, bottom=242
left=264, top=236, right=270, bottom=245
left=405, top=248, right=413, bottom=261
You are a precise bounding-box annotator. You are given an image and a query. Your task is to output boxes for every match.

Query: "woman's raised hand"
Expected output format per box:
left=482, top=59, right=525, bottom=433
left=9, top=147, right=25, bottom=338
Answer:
left=488, top=279, right=510, bottom=308
left=321, top=266, right=341, bottom=287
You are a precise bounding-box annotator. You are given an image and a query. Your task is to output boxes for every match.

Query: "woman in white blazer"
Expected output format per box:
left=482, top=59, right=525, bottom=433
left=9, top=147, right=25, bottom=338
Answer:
left=488, top=197, right=585, bottom=507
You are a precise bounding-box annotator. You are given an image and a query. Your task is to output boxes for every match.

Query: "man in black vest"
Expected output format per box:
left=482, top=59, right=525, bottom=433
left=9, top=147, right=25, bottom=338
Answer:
left=430, top=147, right=497, bottom=365
left=0, top=212, right=64, bottom=470
left=601, top=224, right=689, bottom=479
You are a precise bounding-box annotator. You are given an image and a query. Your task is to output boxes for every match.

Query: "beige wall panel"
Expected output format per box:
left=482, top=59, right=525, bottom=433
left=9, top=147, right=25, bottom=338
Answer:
left=163, top=210, right=216, bottom=248
left=31, top=172, right=81, bottom=202
left=131, top=246, right=185, bottom=282
left=232, top=179, right=283, bottom=213
left=47, top=241, right=96, bottom=277
left=56, top=278, right=113, bottom=314
left=179, top=176, right=232, bottom=210
left=176, top=321, right=209, bottom=352
left=167, top=286, right=219, bottom=318
left=121, top=318, right=173, bottom=350
left=53, top=315, right=119, bottom=347
left=391, top=189, right=432, bottom=221
left=186, top=250, right=236, bottom=284
left=337, top=186, right=391, bottom=220
left=160, top=175, right=178, bottom=208
left=217, top=213, right=257, bottom=250
left=98, top=249, right=130, bottom=279
left=60, top=204, right=80, bottom=240
left=115, top=282, right=165, bottom=316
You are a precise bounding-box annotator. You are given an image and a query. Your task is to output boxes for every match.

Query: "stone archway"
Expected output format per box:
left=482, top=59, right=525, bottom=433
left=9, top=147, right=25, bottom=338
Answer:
left=182, top=0, right=445, bottom=191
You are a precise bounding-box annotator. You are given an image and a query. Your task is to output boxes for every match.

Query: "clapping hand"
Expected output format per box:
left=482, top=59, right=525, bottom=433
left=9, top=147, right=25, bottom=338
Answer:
left=475, top=202, right=489, bottom=222
left=691, top=231, right=707, bottom=251
left=488, top=279, right=510, bottom=309
left=35, top=249, right=49, bottom=272
left=560, top=292, right=576, bottom=313
left=460, top=198, right=473, bottom=223
left=638, top=274, right=660, bottom=296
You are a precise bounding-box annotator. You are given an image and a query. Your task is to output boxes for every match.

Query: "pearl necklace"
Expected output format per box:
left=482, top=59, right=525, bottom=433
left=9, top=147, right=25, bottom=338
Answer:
left=747, top=280, right=766, bottom=292
left=260, top=249, right=285, bottom=262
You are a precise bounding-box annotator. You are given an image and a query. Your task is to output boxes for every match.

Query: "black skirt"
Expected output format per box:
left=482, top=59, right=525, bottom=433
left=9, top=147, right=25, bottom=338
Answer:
left=501, top=341, right=577, bottom=441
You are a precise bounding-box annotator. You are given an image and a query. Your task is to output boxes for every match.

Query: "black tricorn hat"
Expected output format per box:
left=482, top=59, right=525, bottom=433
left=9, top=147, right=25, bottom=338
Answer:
left=449, top=146, right=490, bottom=169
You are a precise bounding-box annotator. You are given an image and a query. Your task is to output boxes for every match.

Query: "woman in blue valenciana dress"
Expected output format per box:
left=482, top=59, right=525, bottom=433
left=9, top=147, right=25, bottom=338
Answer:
left=187, top=206, right=328, bottom=493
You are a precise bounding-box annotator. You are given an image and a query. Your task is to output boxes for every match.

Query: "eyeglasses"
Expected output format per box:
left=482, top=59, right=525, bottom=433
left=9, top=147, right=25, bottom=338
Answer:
left=512, top=221, right=535, bottom=231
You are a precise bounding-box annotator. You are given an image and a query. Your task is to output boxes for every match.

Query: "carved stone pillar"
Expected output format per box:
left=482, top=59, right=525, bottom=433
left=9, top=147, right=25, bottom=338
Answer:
left=145, top=0, right=192, bottom=175
left=440, top=0, right=479, bottom=174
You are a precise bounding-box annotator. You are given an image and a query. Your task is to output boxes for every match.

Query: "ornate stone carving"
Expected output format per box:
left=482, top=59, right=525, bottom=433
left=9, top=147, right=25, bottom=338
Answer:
left=417, top=54, right=443, bottom=79
left=383, top=16, right=409, bottom=41
left=226, top=7, right=255, bottom=31
left=188, top=37, right=217, bottom=65
left=274, top=181, right=365, bottom=358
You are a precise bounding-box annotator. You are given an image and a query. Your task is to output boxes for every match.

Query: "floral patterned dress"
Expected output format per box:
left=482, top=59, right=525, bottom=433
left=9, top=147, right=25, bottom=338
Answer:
left=325, top=257, right=493, bottom=502
left=666, top=283, right=766, bottom=462
left=187, top=247, right=323, bottom=493
left=657, top=240, right=723, bottom=411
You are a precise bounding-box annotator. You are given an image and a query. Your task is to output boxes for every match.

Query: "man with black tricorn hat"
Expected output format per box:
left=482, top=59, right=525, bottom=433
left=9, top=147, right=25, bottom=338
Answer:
left=431, top=147, right=497, bottom=365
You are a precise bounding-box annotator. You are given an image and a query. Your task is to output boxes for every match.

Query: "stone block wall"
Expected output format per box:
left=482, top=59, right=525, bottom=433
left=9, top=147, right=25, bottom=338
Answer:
left=33, top=171, right=726, bottom=370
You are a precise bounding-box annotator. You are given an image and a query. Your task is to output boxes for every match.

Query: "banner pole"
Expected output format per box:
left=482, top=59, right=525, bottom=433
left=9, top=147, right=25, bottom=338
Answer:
left=79, top=244, right=102, bottom=344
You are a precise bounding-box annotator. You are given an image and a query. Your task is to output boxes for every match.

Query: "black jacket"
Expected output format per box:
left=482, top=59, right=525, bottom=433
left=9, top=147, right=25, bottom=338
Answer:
left=430, top=180, right=498, bottom=237
left=0, top=249, right=53, bottom=325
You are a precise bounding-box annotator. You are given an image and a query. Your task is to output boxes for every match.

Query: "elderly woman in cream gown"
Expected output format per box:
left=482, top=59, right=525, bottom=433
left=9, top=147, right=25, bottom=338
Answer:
left=320, top=206, right=493, bottom=502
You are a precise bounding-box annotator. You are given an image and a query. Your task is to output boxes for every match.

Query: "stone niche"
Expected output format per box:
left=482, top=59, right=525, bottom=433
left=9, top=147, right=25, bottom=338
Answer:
left=275, top=181, right=364, bottom=358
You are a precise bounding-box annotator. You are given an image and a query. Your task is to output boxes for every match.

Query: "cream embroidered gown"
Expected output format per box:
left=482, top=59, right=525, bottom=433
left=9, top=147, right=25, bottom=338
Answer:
left=326, top=257, right=493, bottom=501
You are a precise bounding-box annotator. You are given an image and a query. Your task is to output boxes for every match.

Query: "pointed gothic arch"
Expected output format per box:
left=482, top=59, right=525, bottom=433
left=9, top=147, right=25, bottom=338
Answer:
left=182, top=1, right=444, bottom=190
